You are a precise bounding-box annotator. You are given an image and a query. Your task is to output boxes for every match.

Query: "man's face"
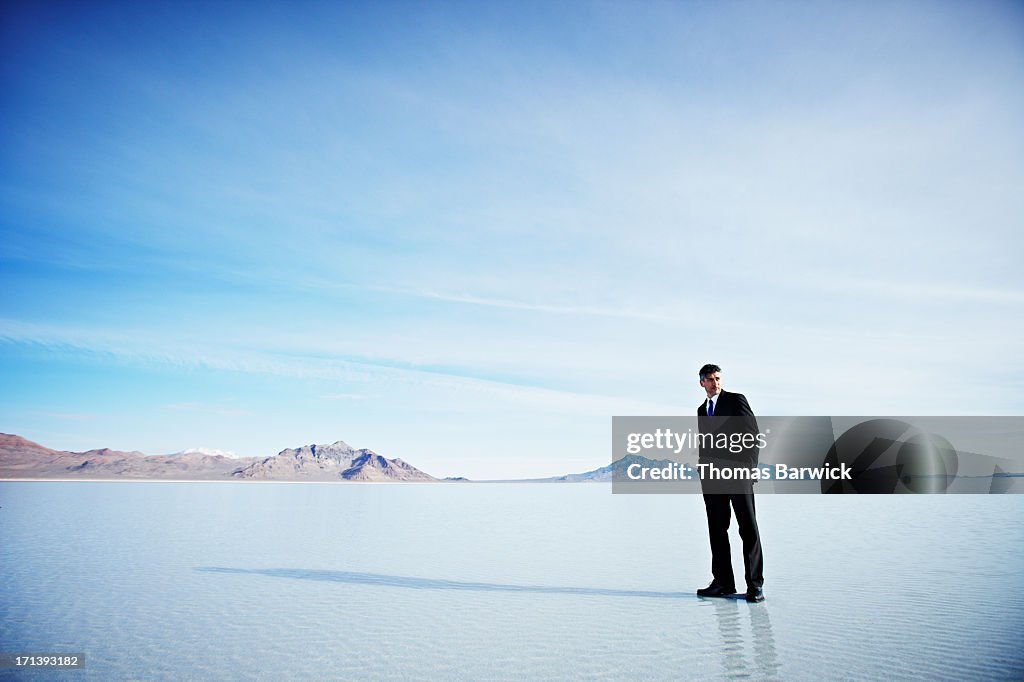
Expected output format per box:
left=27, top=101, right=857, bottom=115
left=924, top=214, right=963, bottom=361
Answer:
left=700, top=371, right=722, bottom=398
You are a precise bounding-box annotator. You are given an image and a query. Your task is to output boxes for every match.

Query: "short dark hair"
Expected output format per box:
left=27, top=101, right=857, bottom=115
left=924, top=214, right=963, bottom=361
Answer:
left=699, top=364, right=721, bottom=380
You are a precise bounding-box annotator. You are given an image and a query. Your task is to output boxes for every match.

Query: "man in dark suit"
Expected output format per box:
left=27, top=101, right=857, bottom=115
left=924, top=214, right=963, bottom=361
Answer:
left=695, top=363, right=765, bottom=603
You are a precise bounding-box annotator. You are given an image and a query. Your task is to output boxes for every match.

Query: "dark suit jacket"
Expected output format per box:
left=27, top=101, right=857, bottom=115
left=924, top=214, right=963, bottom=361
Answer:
left=697, top=390, right=760, bottom=466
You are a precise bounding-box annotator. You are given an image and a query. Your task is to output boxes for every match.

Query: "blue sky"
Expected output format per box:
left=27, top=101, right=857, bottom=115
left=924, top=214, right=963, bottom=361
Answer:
left=2, top=0, right=1022, bottom=478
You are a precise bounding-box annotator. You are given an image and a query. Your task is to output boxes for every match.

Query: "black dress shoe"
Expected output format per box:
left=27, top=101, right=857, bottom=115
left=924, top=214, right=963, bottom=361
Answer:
left=745, top=587, right=765, bottom=603
left=697, top=583, right=736, bottom=597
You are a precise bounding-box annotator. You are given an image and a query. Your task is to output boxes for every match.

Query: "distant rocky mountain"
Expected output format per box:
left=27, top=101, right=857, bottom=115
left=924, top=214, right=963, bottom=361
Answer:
left=0, top=434, right=435, bottom=482
left=0, top=433, right=254, bottom=480
left=515, top=454, right=682, bottom=483
left=341, top=451, right=436, bottom=482
left=230, top=440, right=436, bottom=482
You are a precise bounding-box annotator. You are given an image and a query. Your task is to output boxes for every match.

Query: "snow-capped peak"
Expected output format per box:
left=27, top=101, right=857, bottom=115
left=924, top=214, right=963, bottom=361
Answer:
left=173, top=447, right=246, bottom=459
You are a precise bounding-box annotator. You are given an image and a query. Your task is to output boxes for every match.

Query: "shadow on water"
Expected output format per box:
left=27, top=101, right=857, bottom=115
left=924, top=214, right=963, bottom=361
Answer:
left=196, top=566, right=702, bottom=599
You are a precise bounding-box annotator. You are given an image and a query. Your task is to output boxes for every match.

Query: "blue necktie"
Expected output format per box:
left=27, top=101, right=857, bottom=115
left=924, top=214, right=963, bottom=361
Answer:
left=708, top=399, right=714, bottom=417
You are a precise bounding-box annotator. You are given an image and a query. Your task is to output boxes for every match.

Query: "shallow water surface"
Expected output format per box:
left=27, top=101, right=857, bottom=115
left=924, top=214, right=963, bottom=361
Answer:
left=1, top=482, right=1021, bottom=680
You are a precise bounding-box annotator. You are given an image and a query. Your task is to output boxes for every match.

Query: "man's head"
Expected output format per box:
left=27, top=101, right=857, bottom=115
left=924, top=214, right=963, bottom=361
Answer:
left=699, top=363, right=722, bottom=398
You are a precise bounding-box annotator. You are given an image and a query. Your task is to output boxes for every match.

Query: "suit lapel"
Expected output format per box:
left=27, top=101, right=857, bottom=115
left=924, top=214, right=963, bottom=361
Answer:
left=714, top=391, right=730, bottom=416
left=700, top=391, right=732, bottom=416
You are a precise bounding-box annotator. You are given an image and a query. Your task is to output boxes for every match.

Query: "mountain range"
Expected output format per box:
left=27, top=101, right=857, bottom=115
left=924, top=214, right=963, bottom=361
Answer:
left=0, top=433, right=640, bottom=483
left=0, top=434, right=435, bottom=482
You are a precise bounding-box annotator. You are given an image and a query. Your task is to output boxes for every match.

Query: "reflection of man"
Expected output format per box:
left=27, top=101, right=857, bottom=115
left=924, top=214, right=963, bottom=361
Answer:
left=695, top=363, right=765, bottom=602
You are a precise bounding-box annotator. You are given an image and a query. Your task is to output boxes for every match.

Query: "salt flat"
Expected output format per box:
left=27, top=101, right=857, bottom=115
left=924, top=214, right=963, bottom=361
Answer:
left=0, top=482, right=1021, bottom=680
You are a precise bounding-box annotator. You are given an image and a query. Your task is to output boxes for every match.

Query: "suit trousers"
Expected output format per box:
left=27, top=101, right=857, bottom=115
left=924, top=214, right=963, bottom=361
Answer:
left=701, top=483, right=764, bottom=591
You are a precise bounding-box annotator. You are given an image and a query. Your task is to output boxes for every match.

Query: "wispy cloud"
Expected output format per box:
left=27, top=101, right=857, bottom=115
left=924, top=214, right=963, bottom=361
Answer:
left=398, top=289, right=672, bottom=321
left=819, top=277, right=1024, bottom=305
left=0, top=318, right=679, bottom=416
